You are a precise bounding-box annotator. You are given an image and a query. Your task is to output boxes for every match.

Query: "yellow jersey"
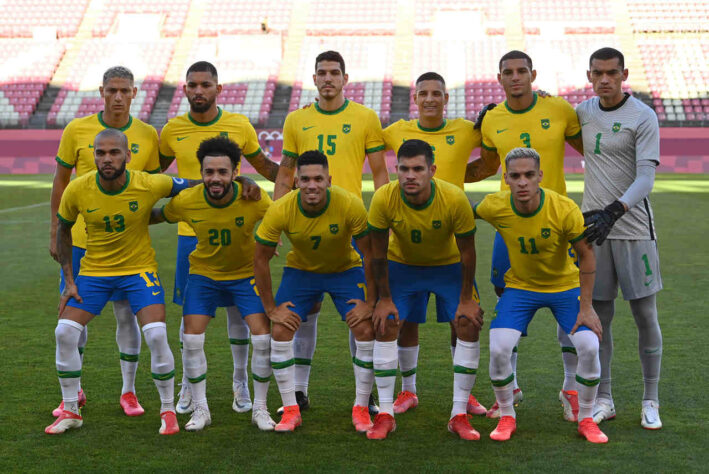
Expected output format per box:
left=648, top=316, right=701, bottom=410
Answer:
left=473, top=188, right=586, bottom=292
left=481, top=93, right=581, bottom=195
left=383, top=118, right=481, bottom=189
left=255, top=185, right=368, bottom=273
left=57, top=171, right=177, bottom=276
left=368, top=178, right=476, bottom=266
left=282, top=99, right=385, bottom=198
left=162, top=183, right=272, bottom=280
left=55, top=112, right=161, bottom=249
left=159, top=107, right=262, bottom=236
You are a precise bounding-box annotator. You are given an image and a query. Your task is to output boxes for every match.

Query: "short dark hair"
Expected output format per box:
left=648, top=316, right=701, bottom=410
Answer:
left=397, top=139, right=434, bottom=166
left=94, top=128, right=128, bottom=151
left=196, top=136, right=241, bottom=170
left=186, top=61, right=218, bottom=81
left=416, top=72, right=446, bottom=88
left=102, top=66, right=134, bottom=87
left=505, top=147, right=540, bottom=170
left=315, top=51, right=345, bottom=75
left=499, top=50, right=533, bottom=71
left=589, top=47, right=625, bottom=70
left=297, top=150, right=329, bottom=170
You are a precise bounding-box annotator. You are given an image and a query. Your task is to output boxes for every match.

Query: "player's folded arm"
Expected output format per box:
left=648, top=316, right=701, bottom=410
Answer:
left=158, top=151, right=175, bottom=172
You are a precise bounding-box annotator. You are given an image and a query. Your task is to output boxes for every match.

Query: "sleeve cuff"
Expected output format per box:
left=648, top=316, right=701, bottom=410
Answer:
left=481, top=142, right=497, bottom=151
left=455, top=228, right=477, bottom=238
left=367, top=222, right=388, bottom=233
left=244, top=148, right=262, bottom=159
left=353, top=228, right=370, bottom=240
left=56, top=213, right=75, bottom=225
left=366, top=144, right=386, bottom=154
left=147, top=166, right=161, bottom=174
left=569, top=233, right=585, bottom=243
left=565, top=130, right=582, bottom=139
left=159, top=152, right=175, bottom=160
left=160, top=206, right=176, bottom=224
left=255, top=234, right=278, bottom=247
left=282, top=149, right=298, bottom=159
left=55, top=156, right=73, bottom=169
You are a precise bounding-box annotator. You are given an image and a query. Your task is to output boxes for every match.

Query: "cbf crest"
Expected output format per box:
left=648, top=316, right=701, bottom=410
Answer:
left=541, top=227, right=551, bottom=239
left=342, top=124, right=351, bottom=134
left=541, top=118, right=550, bottom=129
left=131, top=143, right=139, bottom=154
left=612, top=122, right=622, bottom=133
left=129, top=201, right=138, bottom=212
left=329, top=224, right=339, bottom=234
left=235, top=217, right=244, bottom=227
left=432, top=220, right=442, bottom=229
left=446, top=135, right=455, bottom=145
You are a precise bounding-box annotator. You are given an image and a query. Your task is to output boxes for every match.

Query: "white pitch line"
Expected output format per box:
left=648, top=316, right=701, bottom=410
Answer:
left=0, top=201, right=49, bottom=214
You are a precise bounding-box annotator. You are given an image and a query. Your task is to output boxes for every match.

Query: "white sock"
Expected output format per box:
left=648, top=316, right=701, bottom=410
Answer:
left=113, top=299, right=140, bottom=395
left=227, top=306, right=250, bottom=392
left=143, top=322, right=175, bottom=413
left=271, top=339, right=296, bottom=407
left=398, top=345, right=419, bottom=393
left=450, top=345, right=455, bottom=360
left=511, top=345, right=519, bottom=390
left=490, top=328, right=521, bottom=418
left=179, top=317, right=187, bottom=387
left=251, top=334, right=272, bottom=411
left=353, top=339, right=374, bottom=407
left=374, top=340, right=398, bottom=416
left=77, top=325, right=87, bottom=393
left=451, top=339, right=479, bottom=417
left=182, top=333, right=207, bottom=409
left=56, top=319, right=84, bottom=414
left=293, top=311, right=318, bottom=395
left=569, top=330, right=601, bottom=421
left=558, top=326, right=578, bottom=392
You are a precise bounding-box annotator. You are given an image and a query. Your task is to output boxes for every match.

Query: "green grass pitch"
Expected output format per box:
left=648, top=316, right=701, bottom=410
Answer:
left=0, top=173, right=707, bottom=472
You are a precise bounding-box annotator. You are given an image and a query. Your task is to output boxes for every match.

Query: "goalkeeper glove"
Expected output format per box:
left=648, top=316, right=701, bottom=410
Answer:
left=583, top=200, right=626, bottom=245
left=474, top=103, right=497, bottom=130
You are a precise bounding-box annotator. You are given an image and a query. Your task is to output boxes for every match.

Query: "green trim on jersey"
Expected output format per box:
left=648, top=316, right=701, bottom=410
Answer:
left=417, top=119, right=447, bottom=132
left=401, top=180, right=436, bottom=210
left=569, top=233, right=586, bottom=244
left=255, top=234, right=278, bottom=247
left=188, top=107, right=223, bottom=127
left=160, top=205, right=175, bottom=224
left=481, top=142, right=497, bottom=151
left=55, top=156, right=73, bottom=169
left=57, top=213, right=75, bottom=226
left=511, top=188, right=545, bottom=218
left=353, top=229, right=370, bottom=240
left=282, top=149, right=298, bottom=159
left=367, top=222, right=388, bottom=232
left=504, top=92, right=538, bottom=115
left=98, top=111, right=133, bottom=132
left=297, top=188, right=330, bottom=218
left=96, top=170, right=130, bottom=196
left=244, top=147, right=262, bottom=159
left=315, top=99, right=349, bottom=115
left=159, top=151, right=175, bottom=160
left=366, top=144, right=386, bottom=153
left=455, top=228, right=477, bottom=238
left=147, top=166, right=161, bottom=174
left=203, top=182, right=238, bottom=209
left=152, top=370, right=175, bottom=381
left=566, top=130, right=582, bottom=139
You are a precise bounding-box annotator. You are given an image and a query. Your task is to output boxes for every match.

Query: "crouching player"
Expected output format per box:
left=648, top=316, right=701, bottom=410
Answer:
left=254, top=150, right=377, bottom=433
left=47, top=129, right=196, bottom=435
left=368, top=139, right=484, bottom=440
left=150, top=136, right=276, bottom=431
left=474, top=147, right=607, bottom=443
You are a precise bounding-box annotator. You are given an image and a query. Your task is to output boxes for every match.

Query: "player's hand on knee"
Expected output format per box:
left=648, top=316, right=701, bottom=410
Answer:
left=58, top=283, right=82, bottom=316
left=267, top=302, right=300, bottom=332
left=373, top=298, right=398, bottom=336
left=455, top=300, right=484, bottom=330
left=571, top=307, right=603, bottom=341
left=345, top=299, right=373, bottom=329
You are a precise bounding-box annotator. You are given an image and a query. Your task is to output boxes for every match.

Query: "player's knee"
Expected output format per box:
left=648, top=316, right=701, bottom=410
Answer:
left=251, top=333, right=271, bottom=352
left=351, top=321, right=374, bottom=341
left=455, top=316, right=478, bottom=339
left=271, top=323, right=295, bottom=342
left=571, top=331, right=599, bottom=361
left=55, top=319, right=83, bottom=348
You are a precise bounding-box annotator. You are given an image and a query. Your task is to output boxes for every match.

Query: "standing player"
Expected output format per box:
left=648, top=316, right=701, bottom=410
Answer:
left=272, top=50, right=388, bottom=412
left=474, top=147, right=607, bottom=443
left=254, top=150, right=377, bottom=433
left=368, top=139, right=483, bottom=441
left=381, top=71, right=486, bottom=416
left=159, top=61, right=280, bottom=415
left=467, top=51, right=585, bottom=419
left=48, top=66, right=161, bottom=418
left=151, top=136, right=276, bottom=431
left=46, top=129, right=195, bottom=435
left=578, top=47, right=663, bottom=429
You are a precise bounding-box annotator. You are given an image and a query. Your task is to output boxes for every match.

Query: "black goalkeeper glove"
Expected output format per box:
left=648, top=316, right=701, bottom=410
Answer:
left=474, top=103, right=497, bottom=130
left=583, top=200, right=626, bottom=245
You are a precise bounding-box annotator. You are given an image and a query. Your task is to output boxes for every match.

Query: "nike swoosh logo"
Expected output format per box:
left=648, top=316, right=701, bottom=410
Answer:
left=191, top=219, right=205, bottom=223
left=498, top=224, right=510, bottom=228
left=644, top=279, right=653, bottom=286
left=302, top=126, right=315, bottom=131
left=152, top=291, right=161, bottom=296
left=581, top=122, right=590, bottom=126
left=87, top=208, right=99, bottom=213
left=88, top=144, right=94, bottom=149
left=177, top=136, right=189, bottom=141
left=496, top=129, right=508, bottom=134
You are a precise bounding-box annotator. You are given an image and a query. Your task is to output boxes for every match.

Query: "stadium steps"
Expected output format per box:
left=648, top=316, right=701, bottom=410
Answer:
left=389, top=85, right=412, bottom=123
left=391, top=0, right=415, bottom=88
left=28, top=86, right=60, bottom=129
left=266, top=83, right=293, bottom=128
left=612, top=0, right=651, bottom=95
left=278, top=0, right=311, bottom=85
left=164, top=0, right=207, bottom=85
left=149, top=84, right=176, bottom=129
left=504, top=0, right=524, bottom=50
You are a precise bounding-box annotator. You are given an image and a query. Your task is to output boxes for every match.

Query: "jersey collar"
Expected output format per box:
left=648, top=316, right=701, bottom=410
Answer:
left=98, top=111, right=132, bottom=131
left=401, top=179, right=436, bottom=210
left=188, top=107, right=223, bottom=126
left=96, top=170, right=130, bottom=195
left=511, top=188, right=545, bottom=217
left=504, top=92, right=538, bottom=114
left=297, top=188, right=331, bottom=217
left=416, top=119, right=447, bottom=132
left=599, top=92, right=630, bottom=112
left=203, top=182, right=238, bottom=208
left=315, top=99, right=349, bottom=115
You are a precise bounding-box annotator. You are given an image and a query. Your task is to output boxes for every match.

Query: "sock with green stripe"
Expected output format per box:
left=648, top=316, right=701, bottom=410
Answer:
left=558, top=326, right=578, bottom=392
left=271, top=339, right=297, bottom=407
left=251, top=334, right=271, bottom=410
left=293, top=312, right=318, bottom=395
left=77, top=325, right=87, bottom=394
left=398, top=345, right=419, bottom=394
left=143, top=322, right=175, bottom=412
left=182, top=333, right=207, bottom=409
left=55, top=319, right=84, bottom=414
left=114, top=299, right=140, bottom=395
left=374, top=340, right=398, bottom=416
left=510, top=345, right=519, bottom=390
left=227, top=306, right=250, bottom=393
left=569, top=330, right=601, bottom=421
left=490, top=328, right=521, bottom=418
left=354, top=339, right=374, bottom=407
left=452, top=339, right=479, bottom=417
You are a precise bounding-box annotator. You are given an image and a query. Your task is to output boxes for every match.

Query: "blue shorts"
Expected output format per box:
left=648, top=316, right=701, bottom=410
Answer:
left=66, top=272, right=165, bottom=316
left=183, top=274, right=264, bottom=318
left=275, top=266, right=365, bottom=321
left=388, top=261, right=479, bottom=324
left=491, top=232, right=510, bottom=289
left=490, top=287, right=589, bottom=336
left=60, top=246, right=127, bottom=301
left=173, top=235, right=198, bottom=305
